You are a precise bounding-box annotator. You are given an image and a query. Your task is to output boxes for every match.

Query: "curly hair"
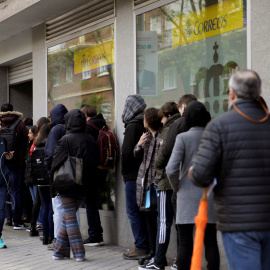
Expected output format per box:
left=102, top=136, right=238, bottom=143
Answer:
left=144, top=107, right=162, bottom=131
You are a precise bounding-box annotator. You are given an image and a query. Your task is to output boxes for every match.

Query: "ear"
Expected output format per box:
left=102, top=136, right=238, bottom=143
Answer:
left=229, top=88, right=237, bottom=102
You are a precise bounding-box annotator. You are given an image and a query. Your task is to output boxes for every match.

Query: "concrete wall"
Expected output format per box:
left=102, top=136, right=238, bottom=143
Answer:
left=251, top=0, right=270, bottom=107
left=32, top=23, right=48, bottom=123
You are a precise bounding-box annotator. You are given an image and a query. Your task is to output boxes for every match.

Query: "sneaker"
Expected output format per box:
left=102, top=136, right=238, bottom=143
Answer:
left=52, top=256, right=64, bottom=260
left=36, top=224, right=42, bottom=231
left=75, top=257, right=85, bottom=262
left=171, top=258, right=177, bottom=270
left=13, top=223, right=29, bottom=230
left=0, top=237, right=7, bottom=248
left=138, top=258, right=165, bottom=270
left=123, top=247, right=148, bottom=260
left=29, top=228, right=39, bottom=237
left=5, top=219, right=12, bottom=226
left=83, top=237, right=104, bottom=246
left=47, top=239, right=55, bottom=251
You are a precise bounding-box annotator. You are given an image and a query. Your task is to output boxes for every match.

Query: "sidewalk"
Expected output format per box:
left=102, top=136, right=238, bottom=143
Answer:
left=1, top=223, right=173, bottom=270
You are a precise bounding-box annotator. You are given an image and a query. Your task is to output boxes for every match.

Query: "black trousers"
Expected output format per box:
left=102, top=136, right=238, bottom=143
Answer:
left=176, top=223, right=220, bottom=270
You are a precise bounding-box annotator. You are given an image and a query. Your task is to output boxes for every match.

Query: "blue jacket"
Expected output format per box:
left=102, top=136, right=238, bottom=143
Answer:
left=0, top=138, right=9, bottom=185
left=44, top=104, right=67, bottom=172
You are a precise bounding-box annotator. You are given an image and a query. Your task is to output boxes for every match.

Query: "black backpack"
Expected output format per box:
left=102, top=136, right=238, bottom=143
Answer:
left=0, top=119, right=20, bottom=151
left=31, top=147, right=49, bottom=185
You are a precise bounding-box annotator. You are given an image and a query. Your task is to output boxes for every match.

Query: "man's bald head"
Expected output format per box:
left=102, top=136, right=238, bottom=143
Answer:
left=229, top=70, right=261, bottom=99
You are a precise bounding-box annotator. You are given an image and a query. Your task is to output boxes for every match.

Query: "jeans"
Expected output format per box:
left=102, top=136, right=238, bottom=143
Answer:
left=125, top=180, right=148, bottom=252
left=52, top=196, right=80, bottom=239
left=85, top=189, right=103, bottom=239
left=9, top=168, right=22, bottom=224
left=222, top=230, right=270, bottom=270
left=39, top=186, right=54, bottom=239
left=177, top=223, right=220, bottom=270
left=154, top=190, right=174, bottom=265
left=29, top=185, right=43, bottom=224
left=0, top=182, right=7, bottom=237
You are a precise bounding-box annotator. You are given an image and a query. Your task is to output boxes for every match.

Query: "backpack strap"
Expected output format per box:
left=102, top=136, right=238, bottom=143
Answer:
left=86, top=121, right=100, bottom=131
left=10, top=119, right=21, bottom=129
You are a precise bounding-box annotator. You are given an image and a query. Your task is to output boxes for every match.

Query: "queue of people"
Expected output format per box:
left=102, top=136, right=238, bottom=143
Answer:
left=0, top=69, right=269, bottom=270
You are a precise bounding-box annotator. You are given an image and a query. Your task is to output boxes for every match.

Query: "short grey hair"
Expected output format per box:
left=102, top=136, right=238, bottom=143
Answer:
left=229, top=70, right=261, bottom=99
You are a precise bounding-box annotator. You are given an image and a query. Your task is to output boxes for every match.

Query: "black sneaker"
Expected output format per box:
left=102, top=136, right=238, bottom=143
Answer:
left=5, top=219, right=12, bottom=226
left=138, top=258, right=165, bottom=270
left=83, top=237, right=104, bottom=246
left=13, top=223, right=29, bottom=230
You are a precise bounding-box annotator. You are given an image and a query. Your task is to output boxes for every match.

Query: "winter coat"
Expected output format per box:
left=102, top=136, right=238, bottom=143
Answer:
left=166, top=127, right=215, bottom=224
left=155, top=113, right=180, bottom=191
left=86, top=113, right=107, bottom=141
left=0, top=138, right=9, bottom=185
left=190, top=99, right=270, bottom=232
left=121, top=114, right=145, bottom=181
left=51, top=109, right=98, bottom=198
left=0, top=111, right=28, bottom=168
left=44, top=104, right=67, bottom=172
left=135, top=132, right=161, bottom=211
left=158, top=116, right=186, bottom=169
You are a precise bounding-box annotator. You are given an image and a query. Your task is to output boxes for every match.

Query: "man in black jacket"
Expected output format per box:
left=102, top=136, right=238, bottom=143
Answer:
left=81, top=105, right=107, bottom=246
left=190, top=70, right=270, bottom=270
left=121, top=95, right=148, bottom=260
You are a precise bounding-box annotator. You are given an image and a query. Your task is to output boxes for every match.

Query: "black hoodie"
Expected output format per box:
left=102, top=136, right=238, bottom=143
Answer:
left=51, top=109, right=98, bottom=197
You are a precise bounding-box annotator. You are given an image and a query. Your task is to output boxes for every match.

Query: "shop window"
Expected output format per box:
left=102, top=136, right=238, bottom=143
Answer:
left=47, top=24, right=115, bottom=210
left=136, top=0, right=247, bottom=117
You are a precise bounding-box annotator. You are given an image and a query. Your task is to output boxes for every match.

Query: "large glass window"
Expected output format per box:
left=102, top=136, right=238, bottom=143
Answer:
left=47, top=25, right=115, bottom=210
left=136, top=0, right=247, bottom=117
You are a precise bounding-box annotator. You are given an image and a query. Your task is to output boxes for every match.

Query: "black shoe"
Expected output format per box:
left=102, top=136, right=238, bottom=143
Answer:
left=83, top=236, right=104, bottom=246
left=5, top=219, right=12, bottom=226
left=138, top=247, right=155, bottom=266
left=43, top=237, right=49, bottom=245
left=29, top=228, right=39, bottom=237
left=138, top=258, right=165, bottom=270
left=13, top=223, right=29, bottom=230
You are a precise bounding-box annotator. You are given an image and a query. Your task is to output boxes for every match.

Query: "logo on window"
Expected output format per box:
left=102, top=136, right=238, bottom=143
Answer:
left=184, top=21, right=193, bottom=38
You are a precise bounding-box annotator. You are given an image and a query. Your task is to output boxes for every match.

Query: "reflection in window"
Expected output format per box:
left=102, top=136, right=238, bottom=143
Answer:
left=136, top=0, right=247, bottom=117
left=47, top=24, right=115, bottom=210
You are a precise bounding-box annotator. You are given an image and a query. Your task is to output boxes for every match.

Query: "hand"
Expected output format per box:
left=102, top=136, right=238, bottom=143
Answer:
left=4, top=151, right=14, bottom=160
left=138, top=132, right=148, bottom=147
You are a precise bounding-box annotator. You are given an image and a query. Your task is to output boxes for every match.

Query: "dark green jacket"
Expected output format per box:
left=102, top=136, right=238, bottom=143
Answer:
left=155, top=113, right=180, bottom=191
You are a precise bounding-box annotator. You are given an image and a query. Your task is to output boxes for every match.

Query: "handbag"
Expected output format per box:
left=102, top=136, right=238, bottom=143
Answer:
left=145, top=183, right=158, bottom=210
left=53, top=136, right=83, bottom=193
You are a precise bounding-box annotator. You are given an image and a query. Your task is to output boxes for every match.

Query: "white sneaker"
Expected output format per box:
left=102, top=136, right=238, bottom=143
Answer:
left=52, top=256, right=64, bottom=260
left=13, top=223, right=29, bottom=230
left=76, top=257, right=85, bottom=262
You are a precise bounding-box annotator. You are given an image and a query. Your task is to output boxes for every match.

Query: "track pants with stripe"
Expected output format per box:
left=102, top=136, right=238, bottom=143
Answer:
left=154, top=190, right=174, bottom=265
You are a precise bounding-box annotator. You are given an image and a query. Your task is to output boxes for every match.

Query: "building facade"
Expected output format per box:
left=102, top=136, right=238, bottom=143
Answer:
left=0, top=0, right=269, bottom=268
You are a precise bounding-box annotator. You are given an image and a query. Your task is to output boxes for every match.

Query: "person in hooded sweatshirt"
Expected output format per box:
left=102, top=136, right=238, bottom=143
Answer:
left=121, top=95, right=149, bottom=260
left=0, top=103, right=28, bottom=230
left=44, top=104, right=68, bottom=250
left=51, top=109, right=98, bottom=261
left=81, top=105, right=107, bottom=246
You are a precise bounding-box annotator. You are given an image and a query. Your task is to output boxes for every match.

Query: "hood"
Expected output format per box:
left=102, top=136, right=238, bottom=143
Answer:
left=50, top=104, right=68, bottom=126
left=0, top=111, right=23, bottom=124
left=64, top=109, right=86, bottom=133
left=89, top=113, right=106, bottom=129
left=185, top=101, right=211, bottom=130
left=122, top=95, right=146, bottom=124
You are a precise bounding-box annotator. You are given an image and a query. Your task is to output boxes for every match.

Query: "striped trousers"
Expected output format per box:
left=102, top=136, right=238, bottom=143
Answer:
left=53, top=196, right=85, bottom=260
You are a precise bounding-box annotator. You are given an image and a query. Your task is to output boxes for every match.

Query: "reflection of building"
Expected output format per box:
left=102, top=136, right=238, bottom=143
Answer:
left=0, top=1, right=270, bottom=268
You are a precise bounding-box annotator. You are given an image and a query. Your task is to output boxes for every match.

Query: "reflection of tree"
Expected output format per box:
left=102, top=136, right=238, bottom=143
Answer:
left=75, top=94, right=106, bottom=112
left=47, top=47, right=74, bottom=107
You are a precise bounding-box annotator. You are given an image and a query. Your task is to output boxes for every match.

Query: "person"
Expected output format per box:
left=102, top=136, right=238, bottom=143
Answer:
left=34, top=123, right=53, bottom=245
left=51, top=109, right=98, bottom=261
left=166, top=101, right=219, bottom=270
left=189, top=70, right=270, bottom=270
left=139, top=102, right=180, bottom=269
left=0, top=118, right=14, bottom=248
left=0, top=103, right=28, bottom=230
left=135, top=108, right=163, bottom=267
left=155, top=94, right=197, bottom=269
left=81, top=105, right=107, bottom=246
left=121, top=95, right=148, bottom=260
left=137, top=55, right=156, bottom=96
left=44, top=104, right=67, bottom=250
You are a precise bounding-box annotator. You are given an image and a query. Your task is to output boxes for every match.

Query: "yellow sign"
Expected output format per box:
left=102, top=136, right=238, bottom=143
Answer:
left=74, top=40, right=114, bottom=74
left=172, top=0, right=244, bottom=47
